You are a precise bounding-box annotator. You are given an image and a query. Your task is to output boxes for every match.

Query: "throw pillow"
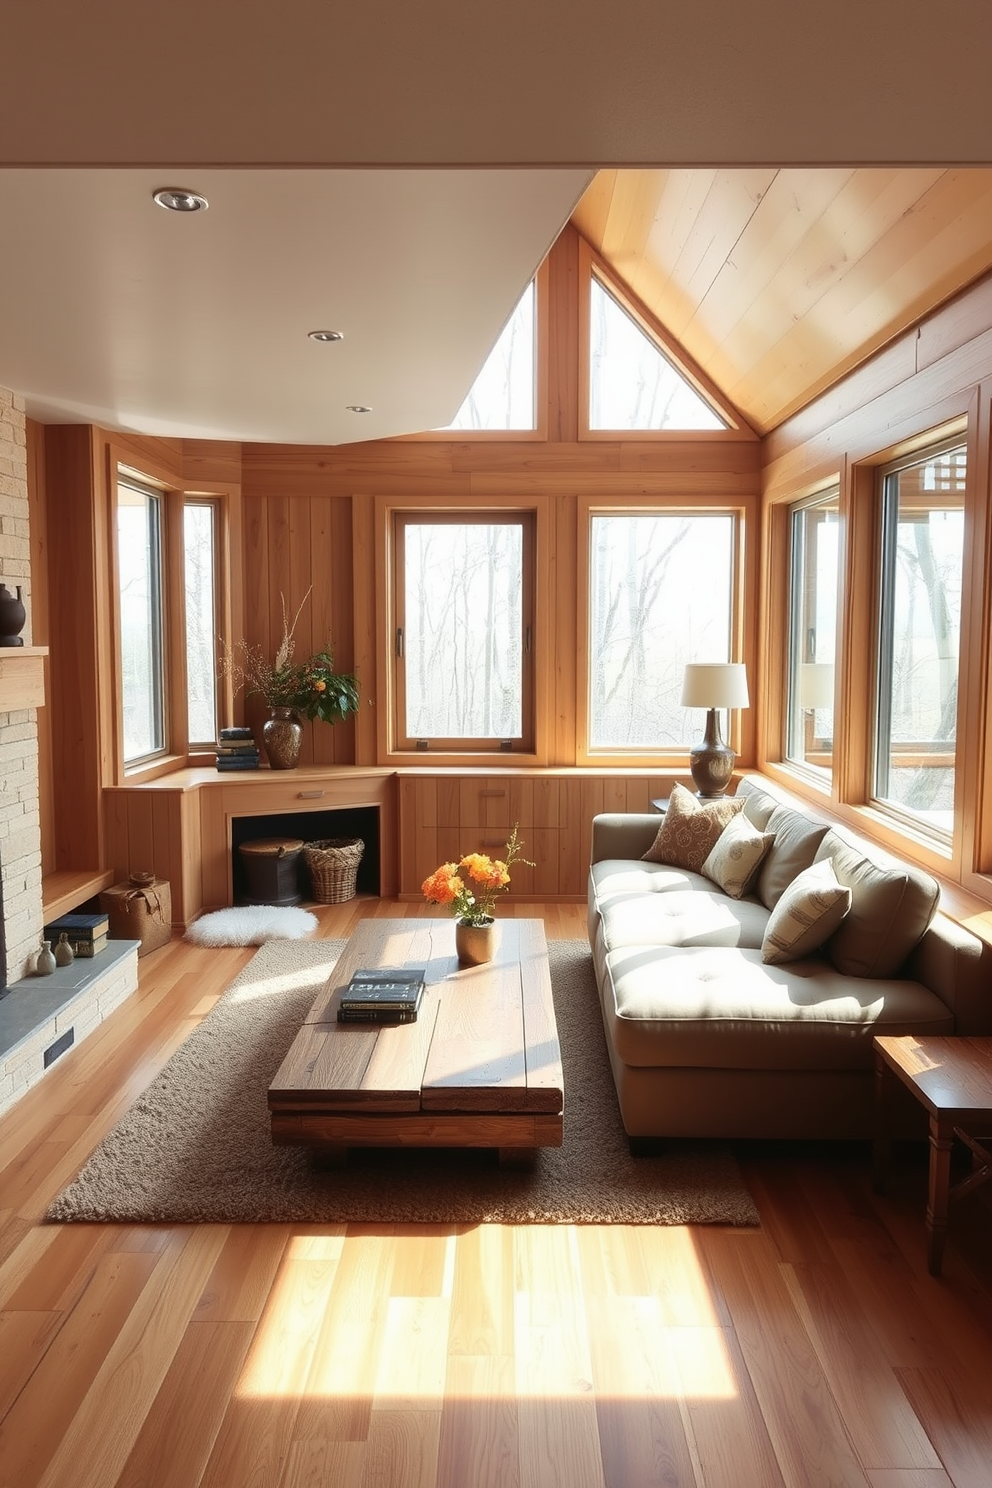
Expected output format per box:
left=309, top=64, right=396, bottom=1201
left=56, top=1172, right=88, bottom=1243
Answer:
left=701, top=813, right=775, bottom=899
left=641, top=782, right=745, bottom=875
left=761, top=859, right=852, bottom=965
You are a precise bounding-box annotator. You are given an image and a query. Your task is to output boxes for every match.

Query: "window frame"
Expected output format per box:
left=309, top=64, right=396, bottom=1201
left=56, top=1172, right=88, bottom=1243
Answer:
left=114, top=471, right=169, bottom=770
left=869, top=435, right=968, bottom=847
left=577, top=238, right=754, bottom=443
left=379, top=497, right=550, bottom=765
left=401, top=259, right=550, bottom=443
left=183, top=496, right=223, bottom=751
left=783, top=484, right=841, bottom=784
left=575, top=495, right=752, bottom=769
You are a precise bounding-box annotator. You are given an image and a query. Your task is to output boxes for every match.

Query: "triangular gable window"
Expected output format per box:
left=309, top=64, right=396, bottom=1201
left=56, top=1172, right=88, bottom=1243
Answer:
left=589, top=278, right=726, bottom=431
left=443, top=280, right=536, bottom=431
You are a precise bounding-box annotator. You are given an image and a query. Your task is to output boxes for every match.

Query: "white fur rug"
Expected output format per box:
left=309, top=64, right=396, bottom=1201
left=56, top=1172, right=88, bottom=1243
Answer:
left=184, top=904, right=318, bottom=947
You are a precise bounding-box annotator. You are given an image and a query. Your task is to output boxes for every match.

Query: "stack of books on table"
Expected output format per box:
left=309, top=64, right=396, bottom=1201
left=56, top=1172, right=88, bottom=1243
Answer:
left=337, top=967, right=426, bottom=1024
left=215, top=727, right=260, bottom=771
left=44, top=911, right=110, bottom=959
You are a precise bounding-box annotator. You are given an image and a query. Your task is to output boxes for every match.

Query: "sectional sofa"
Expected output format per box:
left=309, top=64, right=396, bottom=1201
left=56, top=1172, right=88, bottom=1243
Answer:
left=588, top=777, right=989, bottom=1141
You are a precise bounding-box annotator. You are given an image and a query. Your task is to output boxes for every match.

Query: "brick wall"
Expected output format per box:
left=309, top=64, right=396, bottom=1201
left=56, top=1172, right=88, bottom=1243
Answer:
left=0, top=387, right=43, bottom=982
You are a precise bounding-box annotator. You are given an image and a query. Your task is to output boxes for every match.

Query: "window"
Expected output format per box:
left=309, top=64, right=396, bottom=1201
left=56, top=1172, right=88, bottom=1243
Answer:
left=785, top=487, right=840, bottom=778
left=588, top=511, right=736, bottom=750
left=184, top=501, right=219, bottom=746
left=393, top=514, right=534, bottom=751
left=588, top=278, right=726, bottom=432
left=117, top=477, right=166, bottom=765
left=442, top=280, right=536, bottom=431
left=874, top=441, right=967, bottom=837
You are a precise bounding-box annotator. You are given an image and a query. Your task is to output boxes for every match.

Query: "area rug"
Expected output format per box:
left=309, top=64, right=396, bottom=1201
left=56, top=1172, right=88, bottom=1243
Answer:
left=183, top=904, right=319, bottom=946
left=47, top=938, right=759, bottom=1227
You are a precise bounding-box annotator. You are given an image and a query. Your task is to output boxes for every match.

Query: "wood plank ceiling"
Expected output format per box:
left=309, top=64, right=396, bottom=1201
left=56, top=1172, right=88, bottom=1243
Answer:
left=572, top=169, right=992, bottom=433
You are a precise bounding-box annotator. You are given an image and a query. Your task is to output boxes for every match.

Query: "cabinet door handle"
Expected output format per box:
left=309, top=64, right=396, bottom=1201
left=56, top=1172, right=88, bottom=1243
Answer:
left=481, top=838, right=506, bottom=848
left=479, top=789, right=506, bottom=798
left=297, top=790, right=325, bottom=799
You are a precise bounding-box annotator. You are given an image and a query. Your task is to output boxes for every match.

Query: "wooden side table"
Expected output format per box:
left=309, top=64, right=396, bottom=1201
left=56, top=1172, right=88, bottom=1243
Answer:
left=873, top=1034, right=992, bottom=1276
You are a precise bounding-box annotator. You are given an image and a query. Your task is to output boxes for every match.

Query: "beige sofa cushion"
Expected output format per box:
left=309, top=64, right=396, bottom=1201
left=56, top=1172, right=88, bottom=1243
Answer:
left=756, top=804, right=830, bottom=909
left=601, top=944, right=955, bottom=1071
left=761, top=860, right=852, bottom=964
left=601, top=890, right=769, bottom=951
left=816, top=829, right=940, bottom=977
left=641, top=782, right=744, bottom=873
left=702, top=813, right=775, bottom=898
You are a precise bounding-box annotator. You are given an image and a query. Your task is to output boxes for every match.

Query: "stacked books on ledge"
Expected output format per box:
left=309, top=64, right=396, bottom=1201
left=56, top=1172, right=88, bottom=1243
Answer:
left=337, top=967, right=426, bottom=1024
left=216, top=726, right=260, bottom=771
left=44, top=912, right=110, bottom=959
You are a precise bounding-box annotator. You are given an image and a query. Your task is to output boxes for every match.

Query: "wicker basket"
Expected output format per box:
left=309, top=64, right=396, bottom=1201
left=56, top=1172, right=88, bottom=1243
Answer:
left=303, top=837, right=365, bottom=903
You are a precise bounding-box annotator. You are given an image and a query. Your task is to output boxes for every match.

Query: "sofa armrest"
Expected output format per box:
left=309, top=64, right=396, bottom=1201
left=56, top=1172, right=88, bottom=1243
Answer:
left=902, top=912, right=992, bottom=1034
left=591, top=814, right=661, bottom=864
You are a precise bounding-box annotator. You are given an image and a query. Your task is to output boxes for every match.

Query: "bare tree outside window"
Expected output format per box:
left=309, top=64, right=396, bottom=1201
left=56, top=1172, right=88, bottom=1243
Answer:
left=404, top=522, right=524, bottom=739
left=184, top=502, right=217, bottom=745
left=444, top=281, right=535, bottom=431
left=875, top=444, right=966, bottom=835
left=589, top=280, right=726, bottom=432
left=117, top=479, right=165, bottom=764
left=589, top=513, right=734, bottom=748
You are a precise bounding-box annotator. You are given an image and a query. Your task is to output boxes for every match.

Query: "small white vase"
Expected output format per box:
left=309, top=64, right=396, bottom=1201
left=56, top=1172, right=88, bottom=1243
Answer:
left=455, top=917, right=497, bottom=966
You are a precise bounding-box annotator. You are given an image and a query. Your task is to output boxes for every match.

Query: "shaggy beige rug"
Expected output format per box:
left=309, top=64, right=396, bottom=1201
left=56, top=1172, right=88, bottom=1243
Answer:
left=47, top=938, right=759, bottom=1226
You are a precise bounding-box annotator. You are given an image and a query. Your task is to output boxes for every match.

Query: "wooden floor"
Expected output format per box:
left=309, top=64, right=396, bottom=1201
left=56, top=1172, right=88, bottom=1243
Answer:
left=2, top=898, right=991, bottom=1488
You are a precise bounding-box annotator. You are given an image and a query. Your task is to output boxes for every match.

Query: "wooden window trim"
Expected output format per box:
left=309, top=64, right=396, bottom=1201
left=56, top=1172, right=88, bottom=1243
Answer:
left=375, top=495, right=552, bottom=768
left=574, top=494, right=753, bottom=770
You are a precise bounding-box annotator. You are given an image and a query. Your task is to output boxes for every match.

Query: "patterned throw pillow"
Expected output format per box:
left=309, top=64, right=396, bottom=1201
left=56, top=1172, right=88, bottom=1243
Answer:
left=641, top=782, right=745, bottom=874
left=761, top=859, right=853, bottom=964
left=701, top=812, right=775, bottom=899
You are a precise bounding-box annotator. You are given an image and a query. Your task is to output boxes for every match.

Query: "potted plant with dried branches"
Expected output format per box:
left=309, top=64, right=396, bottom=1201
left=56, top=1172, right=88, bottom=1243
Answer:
left=220, top=590, right=360, bottom=769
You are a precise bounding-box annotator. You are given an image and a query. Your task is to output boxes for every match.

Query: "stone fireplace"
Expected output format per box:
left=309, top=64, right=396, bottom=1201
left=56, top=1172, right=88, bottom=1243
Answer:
left=0, top=386, right=44, bottom=984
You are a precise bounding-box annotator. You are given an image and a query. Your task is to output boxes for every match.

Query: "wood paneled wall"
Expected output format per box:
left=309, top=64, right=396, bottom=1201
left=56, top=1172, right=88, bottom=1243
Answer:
left=239, top=226, right=762, bottom=772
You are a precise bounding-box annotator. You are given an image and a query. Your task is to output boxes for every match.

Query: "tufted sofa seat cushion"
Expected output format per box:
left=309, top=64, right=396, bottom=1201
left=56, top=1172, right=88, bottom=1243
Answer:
left=598, top=943, right=955, bottom=1071
left=600, top=891, right=769, bottom=951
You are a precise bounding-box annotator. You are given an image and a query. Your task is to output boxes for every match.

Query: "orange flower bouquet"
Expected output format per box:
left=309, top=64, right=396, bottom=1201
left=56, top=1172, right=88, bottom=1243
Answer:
left=422, top=824, right=533, bottom=927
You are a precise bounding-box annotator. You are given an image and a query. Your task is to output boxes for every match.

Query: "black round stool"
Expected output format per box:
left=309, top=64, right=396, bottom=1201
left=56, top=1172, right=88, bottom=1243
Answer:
left=238, top=836, right=305, bottom=906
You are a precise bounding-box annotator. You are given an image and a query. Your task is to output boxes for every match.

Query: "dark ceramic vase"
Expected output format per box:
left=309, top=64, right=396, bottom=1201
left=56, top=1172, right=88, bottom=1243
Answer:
left=0, top=584, right=26, bottom=646
left=262, top=707, right=303, bottom=769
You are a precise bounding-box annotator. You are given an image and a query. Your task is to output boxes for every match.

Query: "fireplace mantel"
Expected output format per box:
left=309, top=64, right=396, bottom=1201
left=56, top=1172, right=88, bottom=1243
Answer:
left=0, top=646, right=47, bottom=711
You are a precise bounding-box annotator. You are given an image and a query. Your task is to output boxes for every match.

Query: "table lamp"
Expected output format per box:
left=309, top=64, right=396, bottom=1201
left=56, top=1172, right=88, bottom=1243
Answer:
left=680, top=662, right=750, bottom=797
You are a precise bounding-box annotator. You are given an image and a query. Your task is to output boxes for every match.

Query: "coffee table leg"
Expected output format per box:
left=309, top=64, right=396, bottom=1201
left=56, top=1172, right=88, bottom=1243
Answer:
left=926, top=1115, right=953, bottom=1276
left=499, top=1146, right=537, bottom=1171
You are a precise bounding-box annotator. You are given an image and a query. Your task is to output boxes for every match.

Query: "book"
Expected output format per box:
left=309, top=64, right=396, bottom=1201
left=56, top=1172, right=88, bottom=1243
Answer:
left=215, top=756, right=260, bottom=771
left=71, top=934, right=108, bottom=958
left=45, top=912, right=110, bottom=943
left=218, top=727, right=255, bottom=741
left=216, top=743, right=259, bottom=756
left=337, top=1005, right=419, bottom=1024
left=340, top=967, right=426, bottom=1011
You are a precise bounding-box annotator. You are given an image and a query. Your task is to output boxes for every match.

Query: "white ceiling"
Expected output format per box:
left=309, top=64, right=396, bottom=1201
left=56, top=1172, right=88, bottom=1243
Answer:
left=2, top=1, right=990, bottom=446
left=0, top=169, right=589, bottom=444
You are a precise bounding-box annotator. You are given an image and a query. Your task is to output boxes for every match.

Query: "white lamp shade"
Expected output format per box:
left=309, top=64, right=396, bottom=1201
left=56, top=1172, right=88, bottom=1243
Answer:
left=799, top=662, right=835, bottom=709
left=680, top=662, right=750, bottom=710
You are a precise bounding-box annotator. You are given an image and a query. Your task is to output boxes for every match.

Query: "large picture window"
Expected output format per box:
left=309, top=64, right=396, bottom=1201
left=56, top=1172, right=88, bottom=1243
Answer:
left=588, top=511, right=735, bottom=750
left=785, top=487, right=840, bottom=779
left=117, top=477, right=166, bottom=765
left=393, top=513, right=534, bottom=751
left=874, top=441, right=967, bottom=837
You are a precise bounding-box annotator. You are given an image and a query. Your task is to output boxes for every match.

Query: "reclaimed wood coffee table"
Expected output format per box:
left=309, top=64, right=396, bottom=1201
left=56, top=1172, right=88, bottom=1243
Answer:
left=268, top=917, right=563, bottom=1167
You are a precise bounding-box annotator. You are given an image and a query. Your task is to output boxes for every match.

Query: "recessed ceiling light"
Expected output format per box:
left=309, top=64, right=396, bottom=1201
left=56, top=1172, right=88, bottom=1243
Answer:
left=153, top=187, right=209, bottom=213
left=346, top=404, right=372, bottom=414
left=308, top=330, right=344, bottom=343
